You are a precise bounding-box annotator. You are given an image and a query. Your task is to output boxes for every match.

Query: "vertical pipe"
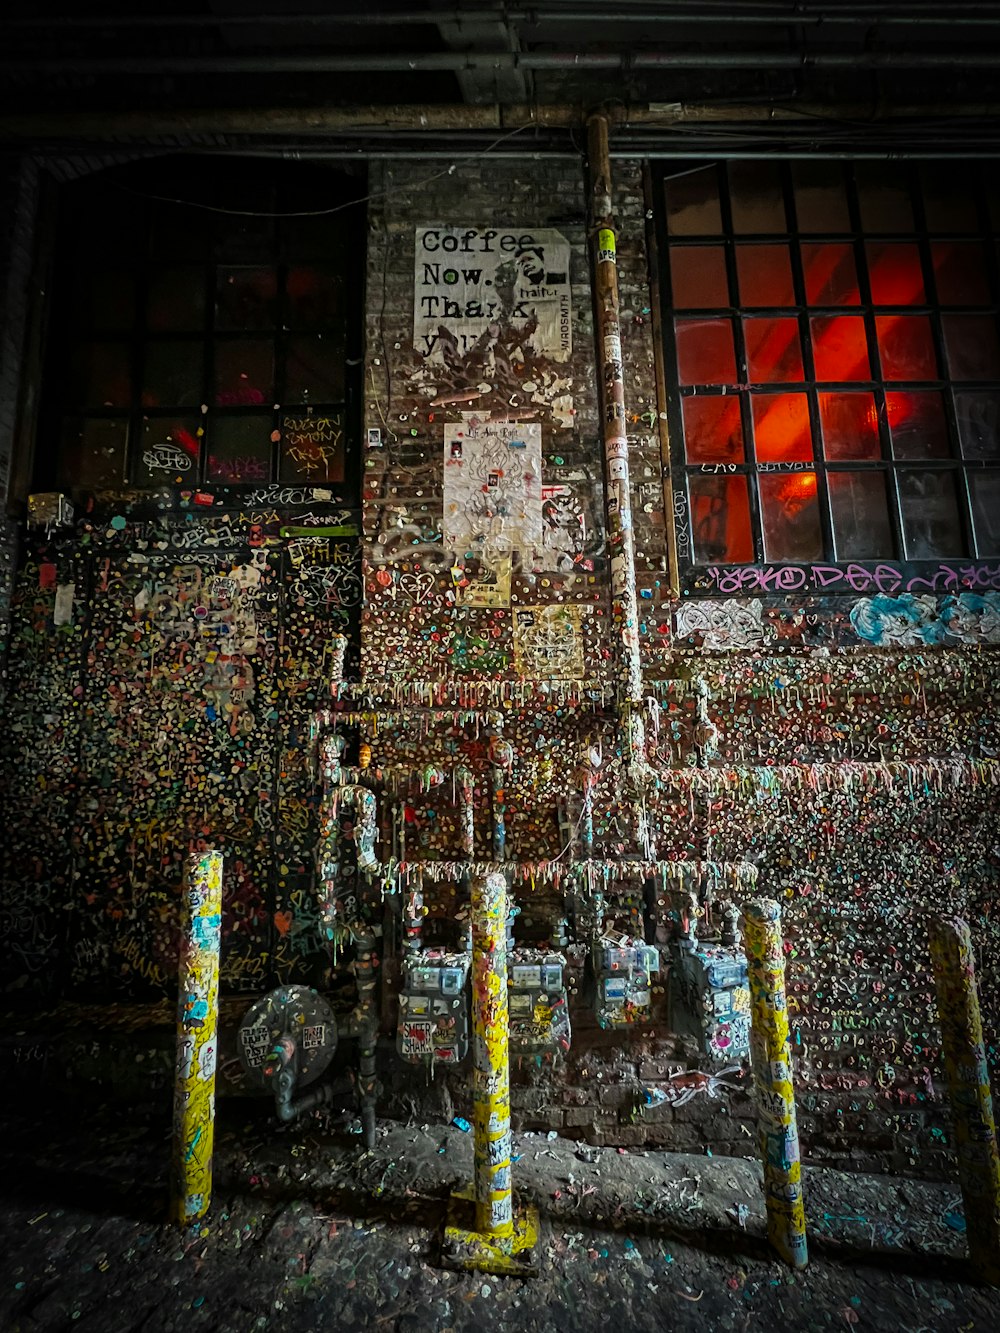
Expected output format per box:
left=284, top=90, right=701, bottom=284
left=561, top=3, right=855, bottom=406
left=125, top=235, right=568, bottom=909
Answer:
left=928, top=915, right=1000, bottom=1284
left=744, top=898, right=808, bottom=1270
left=352, top=927, right=380, bottom=1151
left=491, top=763, right=506, bottom=862
left=317, top=735, right=345, bottom=945
left=170, top=850, right=223, bottom=1225
left=471, top=872, right=513, bottom=1237
left=587, top=110, right=654, bottom=853
left=587, top=111, right=644, bottom=710
left=457, top=765, right=475, bottom=859
left=328, top=632, right=348, bottom=690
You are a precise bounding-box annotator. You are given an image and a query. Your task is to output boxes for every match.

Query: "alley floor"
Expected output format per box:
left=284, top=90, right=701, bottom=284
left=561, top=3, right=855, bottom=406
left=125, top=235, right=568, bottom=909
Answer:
left=0, top=1095, right=997, bottom=1333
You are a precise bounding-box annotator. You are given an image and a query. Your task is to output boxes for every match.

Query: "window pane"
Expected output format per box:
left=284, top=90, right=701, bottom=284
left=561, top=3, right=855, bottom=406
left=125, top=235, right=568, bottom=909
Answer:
left=689, top=473, right=753, bottom=563
left=214, top=339, right=273, bottom=405
left=216, top=267, right=279, bottom=331
left=728, top=162, right=786, bottom=234
left=283, top=212, right=350, bottom=263
left=665, top=168, right=722, bottom=235
left=141, top=340, right=204, bottom=408
left=819, top=392, right=880, bottom=460
left=932, top=242, right=990, bottom=306
left=675, top=318, right=736, bottom=385
left=744, top=317, right=803, bottom=383
left=670, top=246, right=729, bottom=308
left=955, top=392, right=1000, bottom=459
left=285, top=334, right=345, bottom=401
left=855, top=163, right=915, bottom=232
left=751, top=393, right=812, bottom=462
left=875, top=315, right=938, bottom=380
left=802, top=243, right=860, bottom=306
left=149, top=202, right=211, bottom=261
left=921, top=165, right=978, bottom=233
left=206, top=413, right=273, bottom=483
left=214, top=212, right=274, bottom=263
left=898, top=469, right=964, bottom=559
left=828, top=472, right=894, bottom=559
left=681, top=396, right=744, bottom=463
left=70, top=342, right=132, bottom=407
left=867, top=243, right=925, bottom=305
left=885, top=391, right=950, bottom=459
left=736, top=244, right=795, bottom=306
left=57, top=417, right=128, bottom=489
left=792, top=163, right=851, bottom=233
left=285, top=267, right=346, bottom=329
left=72, top=269, right=134, bottom=333
left=759, top=472, right=822, bottom=562
left=279, top=408, right=346, bottom=484
left=941, top=315, right=1000, bottom=380
left=969, top=472, right=1000, bottom=555
left=147, top=266, right=206, bottom=332
left=811, top=315, right=871, bottom=381
left=133, top=416, right=202, bottom=484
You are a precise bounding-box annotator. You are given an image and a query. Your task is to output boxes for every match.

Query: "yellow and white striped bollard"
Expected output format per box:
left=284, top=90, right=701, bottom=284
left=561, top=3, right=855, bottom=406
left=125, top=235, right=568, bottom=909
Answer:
left=929, top=915, right=1000, bottom=1284
left=170, top=850, right=223, bottom=1224
left=744, top=897, right=808, bottom=1269
left=472, top=870, right=513, bottom=1237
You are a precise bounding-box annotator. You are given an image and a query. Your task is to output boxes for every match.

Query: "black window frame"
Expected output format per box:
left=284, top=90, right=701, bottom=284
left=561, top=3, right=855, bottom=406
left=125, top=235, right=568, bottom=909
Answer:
left=34, top=154, right=365, bottom=505
left=650, top=158, right=1000, bottom=596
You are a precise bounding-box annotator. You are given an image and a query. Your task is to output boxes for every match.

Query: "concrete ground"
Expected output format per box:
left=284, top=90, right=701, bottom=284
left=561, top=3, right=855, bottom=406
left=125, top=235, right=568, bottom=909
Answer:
left=0, top=1095, right=996, bottom=1333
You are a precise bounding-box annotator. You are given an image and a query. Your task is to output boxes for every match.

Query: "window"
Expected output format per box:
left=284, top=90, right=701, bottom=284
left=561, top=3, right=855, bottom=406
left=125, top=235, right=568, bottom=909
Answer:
left=37, top=157, right=362, bottom=496
left=655, top=161, right=1000, bottom=576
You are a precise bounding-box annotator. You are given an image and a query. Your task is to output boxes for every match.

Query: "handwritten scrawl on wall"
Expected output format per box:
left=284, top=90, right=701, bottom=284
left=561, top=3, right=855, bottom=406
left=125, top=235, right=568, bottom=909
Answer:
left=414, top=227, right=572, bottom=363
left=443, top=417, right=542, bottom=606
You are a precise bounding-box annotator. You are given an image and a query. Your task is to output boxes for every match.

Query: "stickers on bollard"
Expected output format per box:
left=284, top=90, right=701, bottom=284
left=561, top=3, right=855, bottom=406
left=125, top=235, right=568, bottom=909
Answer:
left=237, top=984, right=338, bottom=1091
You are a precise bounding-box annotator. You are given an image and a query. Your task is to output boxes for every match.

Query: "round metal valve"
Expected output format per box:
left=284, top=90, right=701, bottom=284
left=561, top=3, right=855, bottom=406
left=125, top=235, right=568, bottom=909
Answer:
left=237, top=984, right=338, bottom=1092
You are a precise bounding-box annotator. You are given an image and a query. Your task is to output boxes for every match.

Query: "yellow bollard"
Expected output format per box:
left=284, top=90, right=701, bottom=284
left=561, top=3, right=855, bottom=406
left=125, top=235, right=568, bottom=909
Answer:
left=928, top=915, right=1000, bottom=1284
left=442, top=871, right=538, bottom=1274
left=744, top=897, right=808, bottom=1269
left=471, top=870, right=514, bottom=1236
left=169, top=850, right=224, bottom=1225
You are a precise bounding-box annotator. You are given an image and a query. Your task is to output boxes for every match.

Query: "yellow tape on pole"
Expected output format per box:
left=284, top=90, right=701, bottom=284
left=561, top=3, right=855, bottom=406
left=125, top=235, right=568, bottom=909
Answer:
left=929, top=915, right=1000, bottom=1285
left=744, top=897, right=808, bottom=1269
left=170, top=850, right=223, bottom=1225
left=471, top=871, right=514, bottom=1237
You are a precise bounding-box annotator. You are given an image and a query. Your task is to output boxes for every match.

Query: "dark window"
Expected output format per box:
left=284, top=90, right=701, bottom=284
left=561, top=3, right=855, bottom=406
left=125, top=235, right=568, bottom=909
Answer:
left=655, top=161, right=1000, bottom=572
left=37, top=157, right=363, bottom=496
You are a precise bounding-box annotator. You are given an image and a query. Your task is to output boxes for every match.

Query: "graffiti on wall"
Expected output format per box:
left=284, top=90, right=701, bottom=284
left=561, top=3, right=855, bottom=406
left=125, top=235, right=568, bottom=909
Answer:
left=1, top=495, right=360, bottom=998
left=851, top=592, right=1000, bottom=647
left=674, top=598, right=772, bottom=651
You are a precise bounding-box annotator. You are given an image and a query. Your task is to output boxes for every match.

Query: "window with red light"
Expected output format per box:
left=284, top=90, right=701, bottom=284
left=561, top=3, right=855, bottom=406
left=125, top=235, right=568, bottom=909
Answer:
left=657, top=161, right=1000, bottom=570
left=38, top=157, right=362, bottom=494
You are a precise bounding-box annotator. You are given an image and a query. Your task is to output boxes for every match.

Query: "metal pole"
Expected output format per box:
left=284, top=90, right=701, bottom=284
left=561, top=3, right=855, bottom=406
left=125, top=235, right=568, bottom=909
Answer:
left=352, top=927, right=380, bottom=1151
left=471, top=871, right=513, bottom=1236
left=744, top=898, right=808, bottom=1270
left=170, top=850, right=224, bottom=1225
left=928, top=915, right=1000, bottom=1285
left=457, top=765, right=475, bottom=859
left=587, top=110, right=643, bottom=711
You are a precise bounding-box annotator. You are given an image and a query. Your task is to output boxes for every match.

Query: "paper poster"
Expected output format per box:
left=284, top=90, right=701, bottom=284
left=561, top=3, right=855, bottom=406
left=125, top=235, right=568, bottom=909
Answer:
left=512, top=605, right=585, bottom=680
left=443, top=417, right=542, bottom=563
left=415, top=227, right=572, bottom=363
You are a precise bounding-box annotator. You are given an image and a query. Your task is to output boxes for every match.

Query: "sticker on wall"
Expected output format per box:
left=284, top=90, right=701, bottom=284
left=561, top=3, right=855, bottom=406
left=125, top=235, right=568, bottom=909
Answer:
left=414, top=227, right=572, bottom=363
left=461, top=544, right=513, bottom=608
left=443, top=417, right=542, bottom=560
left=512, top=605, right=585, bottom=680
